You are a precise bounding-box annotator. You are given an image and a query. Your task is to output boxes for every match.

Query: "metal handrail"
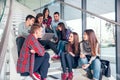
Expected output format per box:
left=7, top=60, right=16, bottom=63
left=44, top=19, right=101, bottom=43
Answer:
left=57, top=0, right=120, bottom=26
left=0, top=0, right=7, bottom=23
left=34, top=0, right=120, bottom=26
left=33, top=0, right=57, bottom=11
left=0, top=0, right=12, bottom=73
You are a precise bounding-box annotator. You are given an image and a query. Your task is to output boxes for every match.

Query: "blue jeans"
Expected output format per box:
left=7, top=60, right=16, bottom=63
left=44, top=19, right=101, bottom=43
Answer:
left=34, top=52, right=50, bottom=78
left=60, top=52, right=74, bottom=73
left=21, top=52, right=50, bottom=78
left=78, top=57, right=101, bottom=80
left=57, top=40, right=67, bottom=56
left=38, top=39, right=58, bottom=54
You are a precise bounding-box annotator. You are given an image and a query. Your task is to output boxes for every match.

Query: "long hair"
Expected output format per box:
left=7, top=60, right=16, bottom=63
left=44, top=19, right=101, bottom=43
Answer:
left=57, top=22, right=66, bottom=40
left=35, top=13, right=43, bottom=23
left=43, top=8, right=50, bottom=19
left=67, top=32, right=79, bottom=54
left=84, top=29, right=99, bottom=56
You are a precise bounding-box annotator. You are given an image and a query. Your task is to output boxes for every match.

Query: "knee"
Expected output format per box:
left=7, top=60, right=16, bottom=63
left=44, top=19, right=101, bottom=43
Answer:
left=94, top=59, right=101, bottom=65
left=93, top=59, right=101, bottom=69
left=80, top=58, right=88, bottom=64
left=78, top=58, right=88, bottom=67
left=44, top=52, right=50, bottom=59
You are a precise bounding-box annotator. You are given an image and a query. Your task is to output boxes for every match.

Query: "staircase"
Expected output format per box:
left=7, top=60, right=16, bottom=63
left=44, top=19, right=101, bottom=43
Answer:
left=7, top=0, right=115, bottom=80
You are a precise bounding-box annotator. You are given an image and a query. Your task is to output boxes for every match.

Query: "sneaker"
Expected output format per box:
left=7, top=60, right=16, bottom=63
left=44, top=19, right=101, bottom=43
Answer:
left=86, top=70, right=93, bottom=79
left=51, top=55, right=60, bottom=60
left=31, top=72, right=41, bottom=80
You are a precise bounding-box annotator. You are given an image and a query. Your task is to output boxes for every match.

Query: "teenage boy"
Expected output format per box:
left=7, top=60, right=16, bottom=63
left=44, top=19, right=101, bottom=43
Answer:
left=17, top=23, right=50, bottom=80
left=16, top=15, right=35, bottom=57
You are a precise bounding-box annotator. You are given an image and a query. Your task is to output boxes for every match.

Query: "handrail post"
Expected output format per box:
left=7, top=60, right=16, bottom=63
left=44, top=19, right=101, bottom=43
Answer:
left=60, top=0, right=64, bottom=20
left=115, top=0, right=120, bottom=80
left=81, top=0, right=87, bottom=34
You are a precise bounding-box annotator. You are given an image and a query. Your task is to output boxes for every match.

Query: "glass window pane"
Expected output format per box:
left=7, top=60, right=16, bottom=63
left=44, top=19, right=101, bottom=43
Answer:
left=87, top=0, right=116, bottom=78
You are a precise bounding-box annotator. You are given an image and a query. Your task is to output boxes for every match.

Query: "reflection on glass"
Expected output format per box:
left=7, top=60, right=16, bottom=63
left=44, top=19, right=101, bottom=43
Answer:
left=64, top=4, right=82, bottom=41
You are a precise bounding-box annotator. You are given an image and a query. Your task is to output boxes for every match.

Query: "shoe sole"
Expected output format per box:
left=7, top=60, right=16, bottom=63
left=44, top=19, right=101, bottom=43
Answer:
left=31, top=74, right=41, bottom=80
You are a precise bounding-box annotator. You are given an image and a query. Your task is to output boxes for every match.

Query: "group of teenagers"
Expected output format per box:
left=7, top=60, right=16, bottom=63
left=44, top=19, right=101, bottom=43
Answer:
left=16, top=8, right=101, bottom=80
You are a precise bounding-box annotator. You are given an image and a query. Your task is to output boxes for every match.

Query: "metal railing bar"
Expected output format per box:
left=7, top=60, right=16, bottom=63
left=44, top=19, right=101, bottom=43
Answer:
left=0, top=0, right=13, bottom=72
left=34, top=0, right=120, bottom=26
left=57, top=0, right=120, bottom=26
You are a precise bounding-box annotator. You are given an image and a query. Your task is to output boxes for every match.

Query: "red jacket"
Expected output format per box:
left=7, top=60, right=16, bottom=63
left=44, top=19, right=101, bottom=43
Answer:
left=43, top=16, right=52, bottom=28
left=17, top=34, right=45, bottom=75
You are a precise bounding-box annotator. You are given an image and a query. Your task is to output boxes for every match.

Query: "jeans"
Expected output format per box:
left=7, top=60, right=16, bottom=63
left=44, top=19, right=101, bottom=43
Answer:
left=16, top=37, right=25, bottom=57
left=57, top=40, right=67, bottom=56
left=38, top=39, right=59, bottom=54
left=20, top=52, right=50, bottom=78
left=34, top=52, right=50, bottom=78
left=60, top=52, right=74, bottom=73
left=78, top=57, right=101, bottom=80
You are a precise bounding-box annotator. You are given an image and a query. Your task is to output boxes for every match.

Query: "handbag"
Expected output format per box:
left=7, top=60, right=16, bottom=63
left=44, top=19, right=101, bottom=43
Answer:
left=100, top=59, right=111, bottom=77
left=86, top=55, right=111, bottom=78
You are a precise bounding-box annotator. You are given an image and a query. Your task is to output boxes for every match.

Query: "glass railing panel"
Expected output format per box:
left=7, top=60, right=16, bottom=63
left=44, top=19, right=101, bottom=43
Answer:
left=87, top=13, right=116, bottom=78
left=64, top=0, right=81, bottom=8
left=87, top=0, right=115, bottom=21
left=16, top=0, right=55, bottom=10
left=35, top=1, right=82, bottom=40
left=100, top=20, right=116, bottom=78
left=36, top=2, right=60, bottom=16
left=63, top=4, right=82, bottom=40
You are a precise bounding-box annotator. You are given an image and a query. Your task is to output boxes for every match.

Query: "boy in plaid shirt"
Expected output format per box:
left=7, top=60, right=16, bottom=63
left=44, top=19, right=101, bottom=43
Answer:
left=17, top=23, right=50, bottom=80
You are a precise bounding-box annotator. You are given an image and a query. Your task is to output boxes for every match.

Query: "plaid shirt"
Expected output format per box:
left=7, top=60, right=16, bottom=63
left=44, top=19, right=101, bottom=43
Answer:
left=17, top=34, right=45, bottom=75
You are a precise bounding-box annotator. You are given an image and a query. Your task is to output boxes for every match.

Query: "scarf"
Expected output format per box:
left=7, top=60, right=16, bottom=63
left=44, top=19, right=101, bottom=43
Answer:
left=82, top=40, right=91, bottom=53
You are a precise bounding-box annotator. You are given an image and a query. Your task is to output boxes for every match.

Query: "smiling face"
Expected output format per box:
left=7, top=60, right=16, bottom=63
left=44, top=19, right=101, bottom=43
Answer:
left=28, top=18, right=35, bottom=26
left=83, top=32, right=88, bottom=41
left=68, top=33, right=74, bottom=43
left=45, top=10, right=49, bottom=16
left=38, top=16, right=43, bottom=24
